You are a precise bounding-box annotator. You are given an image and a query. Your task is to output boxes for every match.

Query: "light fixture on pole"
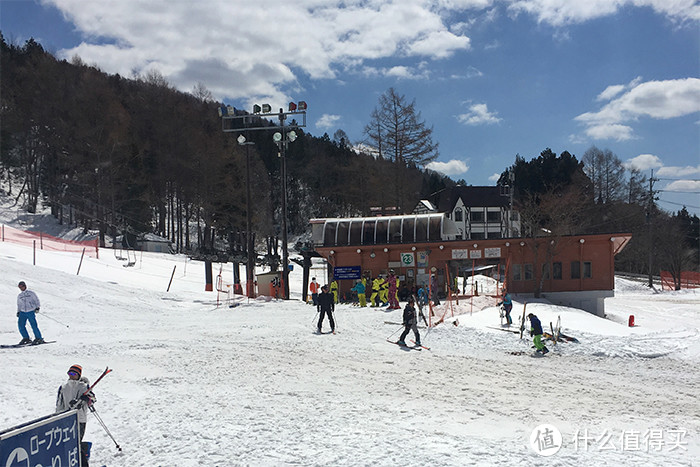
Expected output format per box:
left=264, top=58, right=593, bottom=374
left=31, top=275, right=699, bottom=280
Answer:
left=220, top=100, right=307, bottom=301
left=273, top=122, right=299, bottom=301
left=237, top=132, right=256, bottom=298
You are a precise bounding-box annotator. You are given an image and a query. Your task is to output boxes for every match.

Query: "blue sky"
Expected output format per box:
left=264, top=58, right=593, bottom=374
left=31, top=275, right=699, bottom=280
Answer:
left=2, top=0, right=699, bottom=214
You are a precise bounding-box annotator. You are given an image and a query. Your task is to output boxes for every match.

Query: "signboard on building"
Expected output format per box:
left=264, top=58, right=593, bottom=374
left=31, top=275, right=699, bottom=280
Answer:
left=469, top=249, right=482, bottom=259
left=333, top=266, right=362, bottom=280
left=485, top=247, right=502, bottom=258
left=452, top=249, right=468, bottom=259
left=0, top=410, right=80, bottom=467
left=400, top=253, right=415, bottom=267
left=416, top=252, right=429, bottom=268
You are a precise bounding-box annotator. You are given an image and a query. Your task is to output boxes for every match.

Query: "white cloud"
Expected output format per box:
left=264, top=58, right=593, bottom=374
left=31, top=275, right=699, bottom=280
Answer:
left=425, top=159, right=469, bottom=176
left=45, top=1, right=473, bottom=103
left=623, top=154, right=663, bottom=171
left=507, top=0, right=700, bottom=26
left=457, top=103, right=502, bottom=126
left=575, top=77, right=700, bottom=141
left=316, top=114, right=341, bottom=130
left=657, top=165, right=700, bottom=178
left=488, top=172, right=501, bottom=182
left=664, top=179, right=700, bottom=192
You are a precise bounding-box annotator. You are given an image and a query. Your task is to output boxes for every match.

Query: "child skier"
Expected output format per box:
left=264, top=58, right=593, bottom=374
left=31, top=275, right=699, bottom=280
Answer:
left=497, top=290, right=513, bottom=325
left=528, top=313, right=549, bottom=355
left=397, top=297, right=421, bottom=347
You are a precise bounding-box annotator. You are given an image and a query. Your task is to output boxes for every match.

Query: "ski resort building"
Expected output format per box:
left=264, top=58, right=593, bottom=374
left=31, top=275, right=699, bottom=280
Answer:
left=310, top=213, right=631, bottom=316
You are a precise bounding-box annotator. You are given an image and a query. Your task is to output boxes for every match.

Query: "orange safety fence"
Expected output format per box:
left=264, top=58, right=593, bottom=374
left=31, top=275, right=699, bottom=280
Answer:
left=1, top=224, right=99, bottom=259
left=660, top=271, right=700, bottom=290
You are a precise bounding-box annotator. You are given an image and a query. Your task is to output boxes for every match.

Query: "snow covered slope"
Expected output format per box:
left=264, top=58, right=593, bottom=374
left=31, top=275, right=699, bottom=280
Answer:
left=0, top=199, right=698, bottom=466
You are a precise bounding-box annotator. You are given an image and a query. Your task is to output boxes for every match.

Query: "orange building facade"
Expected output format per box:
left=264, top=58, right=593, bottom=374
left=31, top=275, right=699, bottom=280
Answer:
left=311, top=214, right=631, bottom=316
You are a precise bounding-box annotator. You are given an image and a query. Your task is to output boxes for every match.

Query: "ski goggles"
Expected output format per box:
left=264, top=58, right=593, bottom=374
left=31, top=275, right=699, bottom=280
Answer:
left=67, top=371, right=79, bottom=376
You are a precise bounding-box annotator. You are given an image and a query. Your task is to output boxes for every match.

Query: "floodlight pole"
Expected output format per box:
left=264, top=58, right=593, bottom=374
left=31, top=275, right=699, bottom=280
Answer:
left=238, top=128, right=256, bottom=298
left=220, top=102, right=306, bottom=301
left=277, top=109, right=290, bottom=300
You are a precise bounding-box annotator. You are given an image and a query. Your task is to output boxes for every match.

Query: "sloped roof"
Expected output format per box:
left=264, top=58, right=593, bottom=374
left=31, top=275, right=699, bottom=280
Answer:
left=435, top=186, right=509, bottom=211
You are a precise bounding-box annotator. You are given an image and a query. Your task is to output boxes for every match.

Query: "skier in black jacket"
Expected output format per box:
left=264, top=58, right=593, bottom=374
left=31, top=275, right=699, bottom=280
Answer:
left=317, top=285, right=335, bottom=333
left=397, top=297, right=421, bottom=347
left=528, top=313, right=549, bottom=354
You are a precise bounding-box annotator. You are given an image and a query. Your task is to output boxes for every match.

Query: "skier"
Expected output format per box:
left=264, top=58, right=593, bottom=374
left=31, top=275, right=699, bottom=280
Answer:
left=397, top=297, right=421, bottom=347
left=16, top=280, right=44, bottom=345
left=430, top=274, right=440, bottom=306
left=351, top=280, right=366, bottom=307
left=387, top=271, right=399, bottom=309
left=330, top=278, right=339, bottom=304
left=369, top=276, right=381, bottom=307
left=316, top=285, right=335, bottom=333
left=497, top=290, right=513, bottom=325
left=379, top=275, right=389, bottom=306
left=527, top=313, right=549, bottom=355
left=309, top=277, right=320, bottom=305
left=415, top=285, right=426, bottom=309
left=56, top=364, right=96, bottom=466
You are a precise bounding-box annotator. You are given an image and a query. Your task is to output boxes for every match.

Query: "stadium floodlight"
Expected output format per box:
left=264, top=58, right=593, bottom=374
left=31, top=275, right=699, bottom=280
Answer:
left=237, top=134, right=246, bottom=144
left=287, top=130, right=297, bottom=142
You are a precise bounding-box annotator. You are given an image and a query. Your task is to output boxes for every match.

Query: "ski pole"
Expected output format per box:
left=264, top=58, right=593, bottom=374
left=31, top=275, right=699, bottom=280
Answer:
left=386, top=325, right=403, bottom=341
left=89, top=405, right=122, bottom=452
left=311, top=309, right=319, bottom=325
left=39, top=312, right=70, bottom=328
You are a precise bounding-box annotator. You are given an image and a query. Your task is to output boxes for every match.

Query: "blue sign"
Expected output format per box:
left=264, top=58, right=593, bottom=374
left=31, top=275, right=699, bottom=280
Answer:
left=0, top=410, right=80, bottom=467
left=333, top=266, right=361, bottom=280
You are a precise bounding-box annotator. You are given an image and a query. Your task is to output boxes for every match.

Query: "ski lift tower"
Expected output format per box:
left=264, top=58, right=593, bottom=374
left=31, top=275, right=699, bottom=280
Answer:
left=219, top=101, right=307, bottom=300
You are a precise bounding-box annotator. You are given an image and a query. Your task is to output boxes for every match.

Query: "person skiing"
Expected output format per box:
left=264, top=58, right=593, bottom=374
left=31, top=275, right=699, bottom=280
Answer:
left=351, top=280, right=366, bottom=307
left=56, top=364, right=96, bottom=466
left=369, top=276, right=381, bottom=307
left=430, top=274, right=440, bottom=306
left=497, top=290, right=513, bottom=325
left=329, top=278, right=339, bottom=304
left=16, top=280, right=44, bottom=345
left=416, top=285, right=428, bottom=309
left=387, top=271, right=400, bottom=309
left=316, top=285, right=335, bottom=333
left=379, top=275, right=389, bottom=306
left=397, top=297, right=421, bottom=347
left=309, top=277, right=320, bottom=305
left=527, top=313, right=549, bottom=354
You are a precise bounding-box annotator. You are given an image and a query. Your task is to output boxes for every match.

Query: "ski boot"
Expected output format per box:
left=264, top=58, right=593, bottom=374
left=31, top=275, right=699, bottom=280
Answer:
left=542, top=346, right=549, bottom=355
left=397, top=340, right=407, bottom=347
left=18, top=337, right=32, bottom=345
left=32, top=338, right=45, bottom=345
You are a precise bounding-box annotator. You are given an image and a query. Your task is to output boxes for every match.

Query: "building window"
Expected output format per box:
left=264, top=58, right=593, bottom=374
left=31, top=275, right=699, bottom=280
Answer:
left=470, top=210, right=484, bottom=222
left=513, top=264, right=522, bottom=281
left=487, top=211, right=501, bottom=222
left=583, top=261, right=592, bottom=279
left=472, top=232, right=486, bottom=240
left=455, top=208, right=463, bottom=222
left=524, top=263, right=533, bottom=280
left=552, top=262, right=562, bottom=280
left=571, top=261, right=580, bottom=279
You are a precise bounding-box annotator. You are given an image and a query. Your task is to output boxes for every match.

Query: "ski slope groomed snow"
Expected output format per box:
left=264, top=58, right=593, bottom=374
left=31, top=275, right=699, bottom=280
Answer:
left=0, top=217, right=698, bottom=466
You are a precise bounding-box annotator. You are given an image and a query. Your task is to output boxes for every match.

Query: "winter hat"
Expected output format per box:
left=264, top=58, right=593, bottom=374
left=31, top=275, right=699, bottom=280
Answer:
left=68, top=364, right=82, bottom=377
left=18, top=281, right=26, bottom=287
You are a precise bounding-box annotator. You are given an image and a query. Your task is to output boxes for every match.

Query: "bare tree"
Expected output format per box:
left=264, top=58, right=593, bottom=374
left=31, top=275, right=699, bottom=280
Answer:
left=583, top=146, right=625, bottom=204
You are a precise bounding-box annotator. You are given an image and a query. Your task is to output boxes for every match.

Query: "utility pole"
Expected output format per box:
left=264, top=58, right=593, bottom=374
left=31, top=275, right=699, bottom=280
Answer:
left=647, top=169, right=658, bottom=288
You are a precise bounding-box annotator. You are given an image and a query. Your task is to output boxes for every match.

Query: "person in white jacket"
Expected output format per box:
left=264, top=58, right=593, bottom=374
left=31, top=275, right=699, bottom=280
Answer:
left=56, top=364, right=95, bottom=467
left=16, top=280, right=43, bottom=345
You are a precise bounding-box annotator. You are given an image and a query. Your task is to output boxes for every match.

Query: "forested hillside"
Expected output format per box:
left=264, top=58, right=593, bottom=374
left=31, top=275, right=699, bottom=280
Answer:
left=1, top=35, right=697, bottom=282
left=0, top=35, right=454, bottom=257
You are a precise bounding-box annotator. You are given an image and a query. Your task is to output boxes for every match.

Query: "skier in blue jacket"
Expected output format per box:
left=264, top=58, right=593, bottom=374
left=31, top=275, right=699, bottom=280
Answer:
left=497, top=290, right=513, bottom=325
left=17, top=281, right=44, bottom=345
left=528, top=313, right=549, bottom=354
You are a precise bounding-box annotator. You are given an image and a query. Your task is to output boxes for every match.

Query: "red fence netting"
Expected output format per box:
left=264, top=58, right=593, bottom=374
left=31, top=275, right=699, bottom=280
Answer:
left=1, top=224, right=99, bottom=259
left=660, top=270, right=700, bottom=290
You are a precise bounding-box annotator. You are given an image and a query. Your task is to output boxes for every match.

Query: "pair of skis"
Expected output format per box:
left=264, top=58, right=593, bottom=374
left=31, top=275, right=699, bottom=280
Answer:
left=386, top=339, right=431, bottom=351
left=0, top=340, right=56, bottom=349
